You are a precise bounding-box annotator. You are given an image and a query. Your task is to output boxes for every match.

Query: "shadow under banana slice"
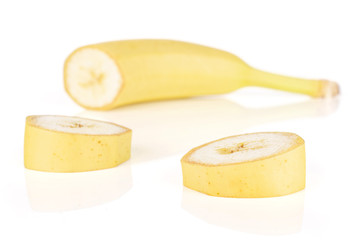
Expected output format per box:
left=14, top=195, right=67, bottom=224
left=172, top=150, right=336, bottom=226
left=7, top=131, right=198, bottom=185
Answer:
left=181, top=187, right=305, bottom=235
left=25, top=161, right=132, bottom=212
left=79, top=96, right=339, bottom=164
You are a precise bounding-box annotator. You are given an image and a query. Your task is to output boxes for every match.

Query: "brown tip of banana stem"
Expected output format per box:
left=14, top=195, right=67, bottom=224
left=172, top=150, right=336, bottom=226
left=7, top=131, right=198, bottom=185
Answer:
left=319, top=80, right=340, bottom=98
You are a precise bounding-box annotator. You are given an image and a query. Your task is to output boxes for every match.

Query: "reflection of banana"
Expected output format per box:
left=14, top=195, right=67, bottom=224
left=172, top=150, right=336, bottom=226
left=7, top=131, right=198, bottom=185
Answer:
left=182, top=189, right=305, bottom=235
left=24, top=115, right=132, bottom=172
left=64, top=39, right=339, bottom=110
left=181, top=132, right=305, bottom=198
left=25, top=161, right=132, bottom=212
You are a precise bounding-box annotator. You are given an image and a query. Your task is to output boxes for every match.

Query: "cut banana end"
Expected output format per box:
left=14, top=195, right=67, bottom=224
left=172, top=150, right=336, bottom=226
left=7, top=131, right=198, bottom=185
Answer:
left=24, top=115, right=131, bottom=172
left=319, top=80, right=340, bottom=98
left=64, top=48, right=122, bottom=109
left=181, top=132, right=305, bottom=198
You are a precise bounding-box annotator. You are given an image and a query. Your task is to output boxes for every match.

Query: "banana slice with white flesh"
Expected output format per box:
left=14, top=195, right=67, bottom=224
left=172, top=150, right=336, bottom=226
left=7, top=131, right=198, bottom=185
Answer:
left=181, top=132, right=306, bottom=198
left=24, top=115, right=132, bottom=172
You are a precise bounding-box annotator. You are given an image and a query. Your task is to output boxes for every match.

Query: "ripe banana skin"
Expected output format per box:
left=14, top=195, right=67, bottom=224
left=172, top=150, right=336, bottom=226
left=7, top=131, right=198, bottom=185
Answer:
left=24, top=115, right=132, bottom=172
left=181, top=132, right=305, bottom=198
left=64, top=39, right=339, bottom=110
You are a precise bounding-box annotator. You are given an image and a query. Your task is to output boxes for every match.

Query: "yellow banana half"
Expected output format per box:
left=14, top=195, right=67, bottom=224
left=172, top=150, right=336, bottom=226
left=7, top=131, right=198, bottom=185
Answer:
left=181, top=132, right=305, bottom=198
left=64, top=39, right=339, bottom=110
left=24, top=115, right=132, bottom=172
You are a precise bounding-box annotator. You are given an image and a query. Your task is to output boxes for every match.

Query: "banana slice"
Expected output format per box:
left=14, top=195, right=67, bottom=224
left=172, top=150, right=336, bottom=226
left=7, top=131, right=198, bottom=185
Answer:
left=181, top=132, right=305, bottom=198
left=24, top=115, right=132, bottom=172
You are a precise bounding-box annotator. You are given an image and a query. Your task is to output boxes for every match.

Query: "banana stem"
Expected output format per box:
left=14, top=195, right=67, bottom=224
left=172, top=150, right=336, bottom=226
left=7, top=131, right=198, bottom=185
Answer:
left=245, top=67, right=339, bottom=98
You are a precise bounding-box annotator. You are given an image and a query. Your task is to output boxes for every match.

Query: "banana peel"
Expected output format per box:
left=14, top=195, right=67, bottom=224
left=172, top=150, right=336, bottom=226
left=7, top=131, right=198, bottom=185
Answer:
left=64, top=39, right=339, bottom=110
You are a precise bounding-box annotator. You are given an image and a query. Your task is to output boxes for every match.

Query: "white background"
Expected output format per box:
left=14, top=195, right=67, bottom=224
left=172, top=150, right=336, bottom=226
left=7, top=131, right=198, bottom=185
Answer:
left=1, top=0, right=359, bottom=239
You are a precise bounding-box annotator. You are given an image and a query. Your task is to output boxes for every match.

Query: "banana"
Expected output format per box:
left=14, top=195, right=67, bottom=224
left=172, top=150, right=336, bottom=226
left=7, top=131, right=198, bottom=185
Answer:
left=181, top=132, right=305, bottom=198
left=24, top=115, right=132, bottom=172
left=64, top=39, right=339, bottom=110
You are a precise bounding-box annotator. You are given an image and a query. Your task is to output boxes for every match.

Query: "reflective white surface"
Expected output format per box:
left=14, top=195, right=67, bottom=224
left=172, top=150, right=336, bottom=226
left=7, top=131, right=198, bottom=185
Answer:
left=79, top=97, right=339, bottom=164
left=25, top=161, right=132, bottom=212
left=1, top=1, right=360, bottom=239
left=182, top=188, right=305, bottom=235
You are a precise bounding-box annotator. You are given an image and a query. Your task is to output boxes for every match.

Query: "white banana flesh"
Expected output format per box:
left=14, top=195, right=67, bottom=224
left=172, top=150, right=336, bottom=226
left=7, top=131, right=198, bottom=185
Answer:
left=188, top=133, right=298, bottom=165
left=65, top=48, right=122, bottom=108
